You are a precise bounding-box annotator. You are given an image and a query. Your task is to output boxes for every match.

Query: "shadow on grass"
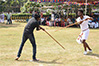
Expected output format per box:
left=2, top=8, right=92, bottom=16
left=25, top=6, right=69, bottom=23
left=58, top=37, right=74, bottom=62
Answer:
left=17, top=58, right=62, bottom=64
left=87, top=53, right=99, bottom=58
left=36, top=58, right=62, bottom=64
left=0, top=23, right=20, bottom=28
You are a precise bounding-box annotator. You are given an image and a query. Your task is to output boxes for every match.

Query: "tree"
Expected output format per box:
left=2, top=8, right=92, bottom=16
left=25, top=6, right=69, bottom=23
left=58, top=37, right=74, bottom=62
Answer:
left=20, top=1, right=43, bottom=13
left=0, top=0, right=6, bottom=12
left=0, top=0, right=27, bottom=12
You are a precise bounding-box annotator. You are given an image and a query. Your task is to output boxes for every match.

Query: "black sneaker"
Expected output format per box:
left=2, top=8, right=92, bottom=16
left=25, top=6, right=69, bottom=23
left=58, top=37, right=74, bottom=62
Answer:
left=33, top=59, right=39, bottom=61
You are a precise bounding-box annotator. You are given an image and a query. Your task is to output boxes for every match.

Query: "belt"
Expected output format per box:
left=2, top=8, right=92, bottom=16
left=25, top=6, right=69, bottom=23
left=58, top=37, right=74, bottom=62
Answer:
left=82, top=28, right=89, bottom=32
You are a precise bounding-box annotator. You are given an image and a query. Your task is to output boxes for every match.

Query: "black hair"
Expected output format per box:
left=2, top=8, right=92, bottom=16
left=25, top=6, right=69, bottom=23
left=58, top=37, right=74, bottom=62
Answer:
left=78, top=10, right=83, bottom=14
left=34, top=14, right=40, bottom=20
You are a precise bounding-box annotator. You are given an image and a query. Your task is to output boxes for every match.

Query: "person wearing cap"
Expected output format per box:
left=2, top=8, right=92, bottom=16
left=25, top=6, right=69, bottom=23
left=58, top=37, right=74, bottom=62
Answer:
left=15, top=14, right=45, bottom=61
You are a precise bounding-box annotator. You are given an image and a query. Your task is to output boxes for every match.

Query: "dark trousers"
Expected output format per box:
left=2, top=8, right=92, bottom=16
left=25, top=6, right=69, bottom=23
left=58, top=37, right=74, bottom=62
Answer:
left=7, top=19, right=12, bottom=24
left=17, top=33, right=36, bottom=59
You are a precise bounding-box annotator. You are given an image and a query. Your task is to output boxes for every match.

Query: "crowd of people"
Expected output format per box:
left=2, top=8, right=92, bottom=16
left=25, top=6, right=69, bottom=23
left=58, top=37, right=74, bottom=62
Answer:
left=40, top=11, right=76, bottom=27
left=89, top=16, right=99, bottom=28
left=40, top=11, right=99, bottom=29
left=0, top=10, right=99, bottom=29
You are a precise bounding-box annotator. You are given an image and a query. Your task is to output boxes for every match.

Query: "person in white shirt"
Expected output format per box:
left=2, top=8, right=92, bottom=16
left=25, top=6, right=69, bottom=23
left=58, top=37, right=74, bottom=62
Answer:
left=1, top=12, right=4, bottom=23
left=67, top=16, right=73, bottom=24
left=51, top=12, right=54, bottom=21
left=7, top=11, right=12, bottom=24
left=76, top=10, right=93, bottom=55
left=32, top=11, right=35, bottom=17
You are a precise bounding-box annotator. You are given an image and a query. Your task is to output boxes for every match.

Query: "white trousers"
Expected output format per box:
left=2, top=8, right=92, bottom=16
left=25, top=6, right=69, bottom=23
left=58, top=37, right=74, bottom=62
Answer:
left=76, top=29, right=89, bottom=44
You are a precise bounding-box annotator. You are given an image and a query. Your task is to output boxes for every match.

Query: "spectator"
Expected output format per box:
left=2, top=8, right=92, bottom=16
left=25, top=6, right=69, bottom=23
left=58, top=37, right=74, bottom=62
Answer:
left=47, top=16, right=51, bottom=21
left=71, top=16, right=75, bottom=23
left=6, top=11, right=12, bottom=24
left=67, top=16, right=73, bottom=25
left=96, top=17, right=99, bottom=28
left=51, top=12, right=55, bottom=21
left=61, top=17, right=65, bottom=27
left=41, top=17, right=45, bottom=25
left=54, top=18, right=59, bottom=26
left=42, top=17, right=46, bottom=25
left=1, top=12, right=4, bottom=23
left=58, top=17, right=62, bottom=26
left=64, top=10, right=66, bottom=18
left=40, top=11, right=43, bottom=18
left=64, top=17, right=69, bottom=26
left=88, top=16, right=98, bottom=28
left=55, top=13, right=59, bottom=18
left=32, top=11, right=35, bottom=17
left=97, top=17, right=99, bottom=22
left=93, top=16, right=97, bottom=22
left=0, top=13, right=2, bottom=23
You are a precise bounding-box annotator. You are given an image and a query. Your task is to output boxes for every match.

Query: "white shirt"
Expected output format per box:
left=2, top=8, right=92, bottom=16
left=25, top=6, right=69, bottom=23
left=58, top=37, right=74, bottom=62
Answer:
left=58, top=18, right=61, bottom=21
left=51, top=14, right=54, bottom=21
left=67, top=18, right=71, bottom=22
left=32, top=11, right=35, bottom=15
left=55, top=18, right=58, bottom=22
left=76, top=15, right=90, bottom=31
left=7, top=13, right=11, bottom=19
left=41, top=18, right=44, bottom=22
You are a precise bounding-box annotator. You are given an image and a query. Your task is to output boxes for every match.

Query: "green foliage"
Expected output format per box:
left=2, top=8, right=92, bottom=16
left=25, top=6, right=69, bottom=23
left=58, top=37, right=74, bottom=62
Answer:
left=12, top=13, right=32, bottom=16
left=0, top=1, right=5, bottom=12
left=43, top=12, right=51, bottom=16
left=0, top=0, right=27, bottom=12
left=69, top=13, right=76, bottom=16
left=20, top=1, right=43, bottom=13
left=4, top=13, right=32, bottom=17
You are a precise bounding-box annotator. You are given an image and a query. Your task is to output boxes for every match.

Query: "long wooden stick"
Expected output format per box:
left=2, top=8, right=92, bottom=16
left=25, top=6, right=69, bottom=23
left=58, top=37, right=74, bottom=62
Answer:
left=55, top=18, right=88, bottom=32
left=55, top=23, right=77, bottom=32
left=44, top=30, right=65, bottom=50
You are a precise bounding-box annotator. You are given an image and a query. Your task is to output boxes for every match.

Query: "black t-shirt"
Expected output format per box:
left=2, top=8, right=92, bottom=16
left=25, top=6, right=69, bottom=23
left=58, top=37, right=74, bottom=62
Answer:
left=24, top=17, right=39, bottom=34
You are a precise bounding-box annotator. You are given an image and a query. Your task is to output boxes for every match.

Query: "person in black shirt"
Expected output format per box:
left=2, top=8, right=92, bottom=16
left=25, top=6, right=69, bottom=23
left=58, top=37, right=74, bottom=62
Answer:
left=15, top=14, right=45, bottom=61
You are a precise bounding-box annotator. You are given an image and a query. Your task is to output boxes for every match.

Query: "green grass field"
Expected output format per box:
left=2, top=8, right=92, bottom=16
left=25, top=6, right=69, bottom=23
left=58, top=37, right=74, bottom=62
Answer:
left=0, top=22, right=99, bottom=66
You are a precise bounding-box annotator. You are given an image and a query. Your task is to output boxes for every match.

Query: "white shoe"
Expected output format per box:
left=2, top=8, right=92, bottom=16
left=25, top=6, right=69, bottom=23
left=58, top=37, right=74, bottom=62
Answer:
left=84, top=51, right=87, bottom=55
left=89, top=50, right=92, bottom=53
